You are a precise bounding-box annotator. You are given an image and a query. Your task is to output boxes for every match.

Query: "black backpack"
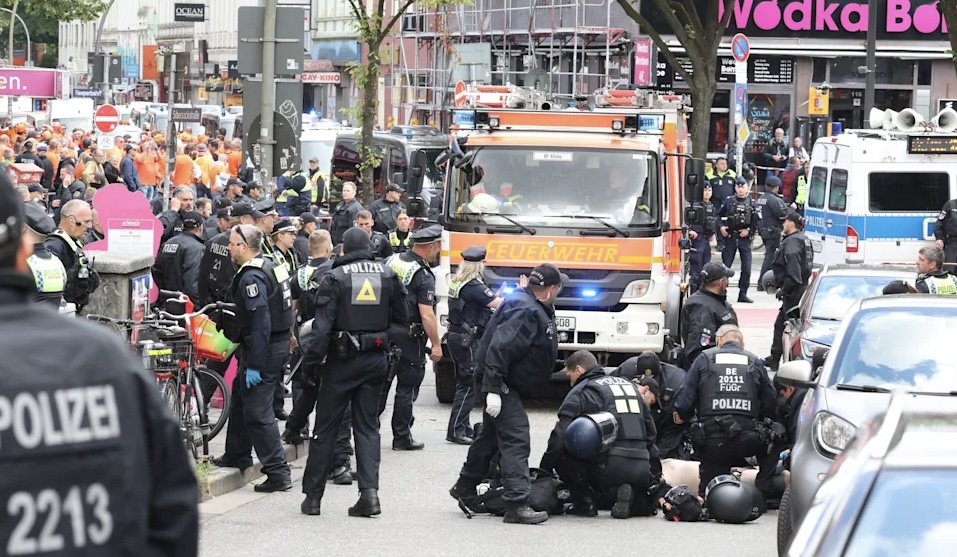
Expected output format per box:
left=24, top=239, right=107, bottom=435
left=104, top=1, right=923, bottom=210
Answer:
left=473, top=468, right=564, bottom=516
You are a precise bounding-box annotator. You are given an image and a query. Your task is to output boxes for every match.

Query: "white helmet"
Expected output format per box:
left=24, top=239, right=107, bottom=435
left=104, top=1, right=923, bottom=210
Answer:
left=467, top=192, right=500, bottom=214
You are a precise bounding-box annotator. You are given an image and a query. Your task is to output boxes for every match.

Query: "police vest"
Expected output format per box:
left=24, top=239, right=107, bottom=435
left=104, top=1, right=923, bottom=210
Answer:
left=695, top=201, right=716, bottom=234
left=795, top=175, right=808, bottom=205
left=234, top=257, right=294, bottom=334
left=728, top=198, right=753, bottom=230
left=698, top=350, right=759, bottom=419
left=27, top=252, right=66, bottom=305
left=584, top=376, right=648, bottom=444
left=203, top=235, right=235, bottom=302
left=706, top=170, right=736, bottom=190
left=925, top=274, right=957, bottom=295
left=447, top=278, right=492, bottom=330
left=51, top=229, right=99, bottom=306
left=297, top=263, right=320, bottom=292
left=332, top=259, right=394, bottom=333
left=386, top=253, right=433, bottom=323
left=277, top=171, right=318, bottom=204
left=388, top=230, right=412, bottom=251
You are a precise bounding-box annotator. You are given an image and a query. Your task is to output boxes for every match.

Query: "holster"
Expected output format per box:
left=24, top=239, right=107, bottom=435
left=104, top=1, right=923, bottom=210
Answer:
left=386, top=343, right=402, bottom=382
left=409, top=322, right=425, bottom=339
left=332, top=331, right=359, bottom=359
left=689, top=421, right=706, bottom=451
left=716, top=415, right=744, bottom=439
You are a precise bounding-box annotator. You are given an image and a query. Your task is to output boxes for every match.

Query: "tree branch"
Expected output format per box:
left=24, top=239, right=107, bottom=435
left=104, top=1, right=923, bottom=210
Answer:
left=346, top=0, right=367, bottom=35
left=381, top=0, right=417, bottom=46
left=718, top=0, right=737, bottom=30
left=616, top=0, right=694, bottom=84
left=677, top=0, right=705, bottom=46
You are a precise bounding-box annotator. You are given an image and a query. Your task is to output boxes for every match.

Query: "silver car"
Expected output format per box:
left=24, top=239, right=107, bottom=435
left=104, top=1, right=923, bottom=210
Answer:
left=775, top=295, right=957, bottom=555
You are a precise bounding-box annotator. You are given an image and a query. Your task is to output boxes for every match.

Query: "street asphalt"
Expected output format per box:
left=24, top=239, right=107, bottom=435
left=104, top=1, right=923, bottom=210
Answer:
left=199, top=252, right=783, bottom=557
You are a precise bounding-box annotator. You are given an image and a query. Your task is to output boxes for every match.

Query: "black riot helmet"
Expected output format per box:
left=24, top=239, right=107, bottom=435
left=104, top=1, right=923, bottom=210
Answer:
left=705, top=475, right=753, bottom=524
left=564, top=412, right=618, bottom=459
left=761, top=270, right=778, bottom=296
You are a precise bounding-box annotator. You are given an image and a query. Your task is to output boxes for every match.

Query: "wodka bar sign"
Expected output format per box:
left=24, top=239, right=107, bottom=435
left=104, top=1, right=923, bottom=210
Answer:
left=174, top=3, right=206, bottom=23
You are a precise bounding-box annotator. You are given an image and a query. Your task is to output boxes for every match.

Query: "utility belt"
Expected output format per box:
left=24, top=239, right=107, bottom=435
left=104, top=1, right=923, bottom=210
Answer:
left=690, top=415, right=761, bottom=449
left=408, top=322, right=426, bottom=339
left=331, top=330, right=389, bottom=359
left=448, top=323, right=480, bottom=345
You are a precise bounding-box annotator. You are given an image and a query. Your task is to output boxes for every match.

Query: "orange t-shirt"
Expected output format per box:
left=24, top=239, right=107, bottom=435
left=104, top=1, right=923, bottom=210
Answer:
left=46, top=153, right=60, bottom=175
left=173, top=154, right=194, bottom=187
left=156, top=152, right=168, bottom=184
left=227, top=150, right=242, bottom=177
left=135, top=152, right=161, bottom=186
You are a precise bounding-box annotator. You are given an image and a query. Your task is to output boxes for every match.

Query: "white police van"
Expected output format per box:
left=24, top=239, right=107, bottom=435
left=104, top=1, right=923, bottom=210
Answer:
left=804, top=107, right=957, bottom=266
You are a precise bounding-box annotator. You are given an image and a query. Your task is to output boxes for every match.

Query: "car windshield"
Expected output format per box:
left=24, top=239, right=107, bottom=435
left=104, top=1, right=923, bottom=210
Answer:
left=447, top=146, right=658, bottom=226
left=843, top=469, right=957, bottom=557
left=421, top=147, right=446, bottom=190
left=828, top=308, right=957, bottom=392
left=810, top=275, right=912, bottom=321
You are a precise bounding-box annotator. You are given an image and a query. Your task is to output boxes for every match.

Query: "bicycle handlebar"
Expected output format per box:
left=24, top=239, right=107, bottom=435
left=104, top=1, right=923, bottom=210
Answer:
left=157, top=301, right=237, bottom=321
left=86, top=314, right=182, bottom=329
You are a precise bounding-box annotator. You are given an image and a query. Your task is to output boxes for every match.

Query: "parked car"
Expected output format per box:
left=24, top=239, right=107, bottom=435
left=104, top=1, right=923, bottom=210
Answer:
left=782, top=265, right=914, bottom=362
left=784, top=392, right=957, bottom=557
left=775, top=295, right=957, bottom=553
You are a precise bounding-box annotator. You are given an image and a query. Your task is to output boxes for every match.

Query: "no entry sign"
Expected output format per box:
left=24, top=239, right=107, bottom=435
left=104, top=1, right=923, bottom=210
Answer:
left=94, top=104, right=120, bottom=134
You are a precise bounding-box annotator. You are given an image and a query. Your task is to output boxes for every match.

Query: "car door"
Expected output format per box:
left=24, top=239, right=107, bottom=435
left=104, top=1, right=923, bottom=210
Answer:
left=824, top=168, right=850, bottom=262
left=803, top=165, right=830, bottom=261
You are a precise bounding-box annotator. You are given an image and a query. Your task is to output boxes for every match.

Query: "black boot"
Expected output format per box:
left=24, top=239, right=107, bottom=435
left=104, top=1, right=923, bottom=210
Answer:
left=566, top=487, right=597, bottom=517
left=348, top=488, right=381, bottom=517
left=763, top=355, right=780, bottom=372
left=300, top=496, right=322, bottom=516
left=611, top=484, right=635, bottom=519
left=503, top=504, right=548, bottom=524
left=329, top=465, right=353, bottom=485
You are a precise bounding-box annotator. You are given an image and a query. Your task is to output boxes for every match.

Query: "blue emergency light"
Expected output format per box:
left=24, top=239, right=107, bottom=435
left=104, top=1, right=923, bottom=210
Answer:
left=452, top=110, right=476, bottom=127
left=580, top=288, right=598, bottom=299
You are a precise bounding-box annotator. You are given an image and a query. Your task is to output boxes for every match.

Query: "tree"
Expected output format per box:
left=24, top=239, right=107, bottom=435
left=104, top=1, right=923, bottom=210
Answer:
left=616, top=0, right=736, bottom=159
left=0, top=0, right=108, bottom=62
left=342, top=0, right=460, bottom=206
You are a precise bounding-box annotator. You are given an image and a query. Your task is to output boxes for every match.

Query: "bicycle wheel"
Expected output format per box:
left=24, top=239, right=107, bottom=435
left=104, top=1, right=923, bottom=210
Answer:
left=195, top=366, right=230, bottom=441
left=160, top=379, right=179, bottom=419
left=181, top=377, right=200, bottom=461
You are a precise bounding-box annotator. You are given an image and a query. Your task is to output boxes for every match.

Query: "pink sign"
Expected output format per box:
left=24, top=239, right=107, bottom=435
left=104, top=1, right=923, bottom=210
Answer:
left=634, top=39, right=654, bottom=87
left=0, top=68, right=65, bottom=99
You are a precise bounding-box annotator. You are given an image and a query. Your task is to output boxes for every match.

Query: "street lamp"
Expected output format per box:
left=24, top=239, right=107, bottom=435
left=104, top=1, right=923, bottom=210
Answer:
left=1, top=5, right=31, bottom=65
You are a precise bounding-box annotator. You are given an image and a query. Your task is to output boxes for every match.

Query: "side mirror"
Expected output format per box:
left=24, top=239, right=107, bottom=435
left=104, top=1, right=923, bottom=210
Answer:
left=435, top=150, right=449, bottom=167
left=776, top=360, right=816, bottom=388
left=684, top=157, right=705, bottom=204
left=406, top=150, right=427, bottom=196
left=454, top=150, right=476, bottom=169
left=408, top=196, right=426, bottom=218
left=684, top=205, right=704, bottom=227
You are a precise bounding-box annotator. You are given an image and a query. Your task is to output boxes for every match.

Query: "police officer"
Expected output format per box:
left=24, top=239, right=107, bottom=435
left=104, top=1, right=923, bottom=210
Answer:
left=449, top=263, right=563, bottom=525
left=23, top=201, right=66, bottom=307
left=445, top=246, right=511, bottom=445
left=765, top=214, right=814, bottom=371
left=540, top=350, right=660, bottom=519
left=0, top=176, right=200, bottom=555
left=294, top=212, right=319, bottom=262
left=158, top=185, right=195, bottom=243
left=680, top=262, right=739, bottom=366
left=212, top=224, right=293, bottom=493
left=614, top=351, right=689, bottom=460
left=369, top=183, right=406, bottom=234
left=380, top=225, right=443, bottom=449
left=152, top=211, right=205, bottom=305
left=915, top=246, right=957, bottom=294
left=756, top=176, right=790, bottom=290
left=355, top=210, right=394, bottom=260
left=688, top=183, right=717, bottom=294
left=199, top=204, right=258, bottom=306
left=299, top=227, right=408, bottom=517
left=388, top=210, right=413, bottom=253
left=706, top=157, right=737, bottom=252
left=718, top=178, right=761, bottom=303
left=934, top=197, right=957, bottom=268
left=271, top=218, right=302, bottom=276
left=674, top=325, right=778, bottom=499
left=44, top=199, right=99, bottom=311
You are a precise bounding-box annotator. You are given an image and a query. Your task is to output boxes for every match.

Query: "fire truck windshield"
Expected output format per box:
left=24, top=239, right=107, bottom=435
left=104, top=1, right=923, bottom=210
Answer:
left=447, top=146, right=658, bottom=227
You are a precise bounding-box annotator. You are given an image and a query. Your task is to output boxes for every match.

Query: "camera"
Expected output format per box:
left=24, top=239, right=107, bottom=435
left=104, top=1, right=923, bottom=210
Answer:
left=815, top=82, right=831, bottom=93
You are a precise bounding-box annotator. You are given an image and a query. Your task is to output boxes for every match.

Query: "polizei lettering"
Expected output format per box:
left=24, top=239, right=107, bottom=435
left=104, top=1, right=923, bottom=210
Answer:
left=210, top=242, right=230, bottom=257
left=343, top=262, right=384, bottom=274
left=0, top=386, right=121, bottom=450
left=711, top=398, right=753, bottom=412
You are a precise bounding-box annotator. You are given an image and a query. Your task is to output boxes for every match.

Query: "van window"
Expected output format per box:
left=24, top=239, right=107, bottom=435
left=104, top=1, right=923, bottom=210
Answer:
left=808, top=167, right=828, bottom=209
left=828, top=169, right=848, bottom=212
left=390, top=147, right=407, bottom=185
left=868, top=173, right=950, bottom=212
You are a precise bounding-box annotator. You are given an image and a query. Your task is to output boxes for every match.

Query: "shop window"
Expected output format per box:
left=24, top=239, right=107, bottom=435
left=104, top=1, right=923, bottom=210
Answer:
left=917, top=60, right=932, bottom=86
left=812, top=58, right=827, bottom=84
left=868, top=172, right=949, bottom=212
left=807, top=167, right=827, bottom=209
left=828, top=169, right=847, bottom=212
left=829, top=57, right=914, bottom=85
left=742, top=93, right=792, bottom=168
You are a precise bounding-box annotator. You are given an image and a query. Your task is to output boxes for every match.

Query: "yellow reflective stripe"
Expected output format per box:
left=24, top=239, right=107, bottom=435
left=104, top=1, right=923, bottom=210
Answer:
left=615, top=399, right=629, bottom=413
left=149, top=349, right=172, bottom=356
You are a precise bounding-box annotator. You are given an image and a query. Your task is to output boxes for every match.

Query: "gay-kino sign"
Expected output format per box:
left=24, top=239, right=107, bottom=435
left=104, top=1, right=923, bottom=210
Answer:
left=0, top=68, right=66, bottom=99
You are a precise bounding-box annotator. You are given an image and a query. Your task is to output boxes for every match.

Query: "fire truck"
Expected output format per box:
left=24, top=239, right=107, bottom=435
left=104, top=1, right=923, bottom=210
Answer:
left=405, top=83, right=706, bottom=402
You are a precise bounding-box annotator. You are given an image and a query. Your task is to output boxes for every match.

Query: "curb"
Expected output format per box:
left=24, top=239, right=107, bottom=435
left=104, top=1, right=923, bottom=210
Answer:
left=201, top=440, right=310, bottom=502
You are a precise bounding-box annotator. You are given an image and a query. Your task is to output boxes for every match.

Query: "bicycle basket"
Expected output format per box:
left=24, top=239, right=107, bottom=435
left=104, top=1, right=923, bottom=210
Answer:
left=191, top=313, right=239, bottom=362
left=149, top=338, right=193, bottom=380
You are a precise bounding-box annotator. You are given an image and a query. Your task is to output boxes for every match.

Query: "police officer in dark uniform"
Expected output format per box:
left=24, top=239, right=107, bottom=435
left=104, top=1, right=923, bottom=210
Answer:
left=381, top=225, right=444, bottom=450
left=299, top=227, right=408, bottom=517
left=152, top=211, right=206, bottom=304
left=449, top=263, right=563, bottom=525
left=540, top=350, right=660, bottom=519
left=688, top=183, right=717, bottom=294
left=212, top=224, right=293, bottom=492
left=933, top=196, right=957, bottom=268
left=915, top=246, right=957, bottom=295
left=23, top=201, right=67, bottom=307
left=673, top=325, right=778, bottom=500
left=718, top=178, right=761, bottom=303
left=445, top=246, right=510, bottom=445
left=614, top=351, right=689, bottom=460
left=756, top=176, right=790, bottom=291
left=680, top=262, right=739, bottom=366
left=0, top=176, right=200, bottom=555
left=354, top=210, right=393, bottom=260
left=765, top=214, right=814, bottom=371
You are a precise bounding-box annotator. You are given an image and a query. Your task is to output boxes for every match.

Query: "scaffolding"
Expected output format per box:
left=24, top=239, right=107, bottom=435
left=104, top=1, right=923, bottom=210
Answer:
left=390, top=0, right=634, bottom=129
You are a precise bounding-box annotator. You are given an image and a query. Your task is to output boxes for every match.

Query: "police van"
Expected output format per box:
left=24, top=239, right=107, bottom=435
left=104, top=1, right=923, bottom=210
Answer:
left=804, top=107, right=957, bottom=266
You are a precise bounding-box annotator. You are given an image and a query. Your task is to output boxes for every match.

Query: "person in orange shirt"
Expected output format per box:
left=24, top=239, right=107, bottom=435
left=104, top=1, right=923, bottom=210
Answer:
left=172, top=144, right=194, bottom=188
left=135, top=140, right=162, bottom=200
left=45, top=139, right=60, bottom=174
left=227, top=138, right=243, bottom=178
left=194, top=143, right=215, bottom=199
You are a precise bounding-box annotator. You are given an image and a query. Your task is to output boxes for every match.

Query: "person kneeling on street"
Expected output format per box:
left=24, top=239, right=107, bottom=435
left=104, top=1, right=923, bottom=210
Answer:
left=613, top=351, right=690, bottom=460
left=539, top=350, right=661, bottom=519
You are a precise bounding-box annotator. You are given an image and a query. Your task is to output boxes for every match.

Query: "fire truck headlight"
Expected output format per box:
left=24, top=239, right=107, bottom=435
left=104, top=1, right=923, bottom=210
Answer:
left=621, top=280, right=653, bottom=301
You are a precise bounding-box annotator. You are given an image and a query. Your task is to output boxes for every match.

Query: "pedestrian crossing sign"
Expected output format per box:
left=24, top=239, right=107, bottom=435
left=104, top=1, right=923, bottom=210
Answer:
left=353, top=275, right=381, bottom=305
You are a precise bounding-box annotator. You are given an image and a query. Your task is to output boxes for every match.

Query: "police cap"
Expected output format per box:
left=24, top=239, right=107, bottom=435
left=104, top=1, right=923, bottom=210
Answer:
left=22, top=201, right=55, bottom=236
left=27, top=183, right=48, bottom=194
left=231, top=203, right=264, bottom=219
left=271, top=218, right=297, bottom=235
left=701, top=262, right=735, bottom=284
left=216, top=207, right=232, bottom=219
left=254, top=198, right=278, bottom=216
left=735, top=176, right=748, bottom=186
left=226, top=177, right=244, bottom=188
left=410, top=225, right=442, bottom=245
left=637, top=375, right=660, bottom=400
left=785, top=212, right=804, bottom=229
left=244, top=181, right=263, bottom=194
left=182, top=211, right=204, bottom=229
left=342, top=227, right=371, bottom=253
left=528, top=263, right=567, bottom=287
left=299, top=212, right=318, bottom=225
left=765, top=175, right=782, bottom=189
left=462, top=246, right=486, bottom=262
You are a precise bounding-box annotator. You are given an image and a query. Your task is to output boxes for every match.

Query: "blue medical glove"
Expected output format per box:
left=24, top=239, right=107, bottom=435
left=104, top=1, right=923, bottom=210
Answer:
left=245, top=368, right=263, bottom=388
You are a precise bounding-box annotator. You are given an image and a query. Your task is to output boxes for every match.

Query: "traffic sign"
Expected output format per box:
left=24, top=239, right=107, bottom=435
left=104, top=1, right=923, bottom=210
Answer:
left=734, top=83, right=748, bottom=126
left=738, top=122, right=751, bottom=145
left=243, top=112, right=301, bottom=174
left=731, top=33, right=750, bottom=63
left=454, top=81, right=467, bottom=108
left=94, top=104, right=120, bottom=134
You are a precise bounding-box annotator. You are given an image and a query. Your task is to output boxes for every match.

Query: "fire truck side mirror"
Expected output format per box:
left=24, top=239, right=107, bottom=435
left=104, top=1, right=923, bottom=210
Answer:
left=406, top=150, right=428, bottom=196
left=685, top=206, right=705, bottom=227
left=408, top=197, right=426, bottom=218
left=684, top=157, right=705, bottom=204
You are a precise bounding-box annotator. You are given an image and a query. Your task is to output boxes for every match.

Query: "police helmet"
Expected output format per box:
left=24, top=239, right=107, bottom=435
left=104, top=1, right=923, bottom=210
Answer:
left=297, top=318, right=315, bottom=345
left=564, top=412, right=618, bottom=459
left=761, top=270, right=778, bottom=296
left=741, top=162, right=756, bottom=182
left=704, top=475, right=753, bottom=524
left=740, top=481, right=767, bottom=522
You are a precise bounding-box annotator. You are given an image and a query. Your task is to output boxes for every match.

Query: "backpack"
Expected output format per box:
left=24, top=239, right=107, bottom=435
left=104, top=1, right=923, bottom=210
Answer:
left=473, top=468, right=565, bottom=516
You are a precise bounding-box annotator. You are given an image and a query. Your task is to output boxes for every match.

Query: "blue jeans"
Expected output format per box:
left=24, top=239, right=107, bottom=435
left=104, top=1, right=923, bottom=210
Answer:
left=138, top=185, right=156, bottom=200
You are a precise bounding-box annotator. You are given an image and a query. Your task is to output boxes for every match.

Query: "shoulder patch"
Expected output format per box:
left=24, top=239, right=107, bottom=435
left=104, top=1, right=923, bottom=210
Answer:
left=940, top=211, right=948, bottom=220
left=426, top=291, right=434, bottom=301
left=246, top=283, right=259, bottom=298
left=484, top=288, right=494, bottom=297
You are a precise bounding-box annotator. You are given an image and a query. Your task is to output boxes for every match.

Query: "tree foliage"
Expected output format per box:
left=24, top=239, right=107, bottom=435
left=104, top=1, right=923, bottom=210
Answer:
left=0, top=0, right=109, bottom=63
left=616, top=0, right=737, bottom=159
